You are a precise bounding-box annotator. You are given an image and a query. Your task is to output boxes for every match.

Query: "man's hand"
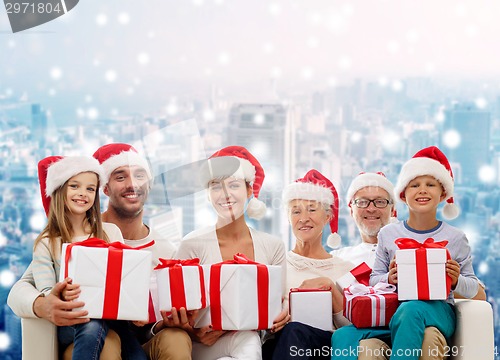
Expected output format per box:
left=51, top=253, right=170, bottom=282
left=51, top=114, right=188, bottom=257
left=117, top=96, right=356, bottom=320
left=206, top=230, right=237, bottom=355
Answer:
left=33, top=279, right=89, bottom=326
left=388, top=257, right=398, bottom=285
left=152, top=307, right=199, bottom=334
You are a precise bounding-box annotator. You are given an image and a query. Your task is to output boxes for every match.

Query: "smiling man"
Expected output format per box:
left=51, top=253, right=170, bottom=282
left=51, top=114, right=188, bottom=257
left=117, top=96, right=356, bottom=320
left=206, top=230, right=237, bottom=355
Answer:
left=332, top=172, right=396, bottom=268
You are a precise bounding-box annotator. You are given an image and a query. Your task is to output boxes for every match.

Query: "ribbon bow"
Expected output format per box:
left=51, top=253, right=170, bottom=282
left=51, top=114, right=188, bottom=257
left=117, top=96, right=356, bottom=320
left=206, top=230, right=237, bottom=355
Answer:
left=154, top=258, right=201, bottom=270
left=395, top=237, right=448, bottom=250
left=346, top=283, right=396, bottom=296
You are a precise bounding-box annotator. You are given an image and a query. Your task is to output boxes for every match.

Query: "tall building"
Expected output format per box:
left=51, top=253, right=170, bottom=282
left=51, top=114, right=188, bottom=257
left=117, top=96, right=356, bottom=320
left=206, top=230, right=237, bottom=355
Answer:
left=443, top=104, right=491, bottom=185
left=227, top=103, right=295, bottom=242
left=31, top=104, right=47, bottom=148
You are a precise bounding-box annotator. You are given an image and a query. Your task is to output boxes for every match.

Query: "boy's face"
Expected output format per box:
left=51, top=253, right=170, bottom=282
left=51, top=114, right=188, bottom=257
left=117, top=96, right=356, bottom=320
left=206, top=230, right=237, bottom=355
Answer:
left=402, top=175, right=446, bottom=214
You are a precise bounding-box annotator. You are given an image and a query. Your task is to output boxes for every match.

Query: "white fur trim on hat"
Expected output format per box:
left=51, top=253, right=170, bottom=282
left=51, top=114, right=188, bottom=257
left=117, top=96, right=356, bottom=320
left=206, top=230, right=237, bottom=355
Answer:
left=199, top=156, right=256, bottom=188
left=346, top=173, right=395, bottom=206
left=282, top=182, right=334, bottom=206
left=45, top=157, right=105, bottom=197
left=394, top=157, right=454, bottom=203
left=101, top=151, right=152, bottom=183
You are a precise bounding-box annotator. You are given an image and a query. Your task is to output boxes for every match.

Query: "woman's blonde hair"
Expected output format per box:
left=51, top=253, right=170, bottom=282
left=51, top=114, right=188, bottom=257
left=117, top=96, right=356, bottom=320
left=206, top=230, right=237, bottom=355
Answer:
left=34, top=173, right=109, bottom=256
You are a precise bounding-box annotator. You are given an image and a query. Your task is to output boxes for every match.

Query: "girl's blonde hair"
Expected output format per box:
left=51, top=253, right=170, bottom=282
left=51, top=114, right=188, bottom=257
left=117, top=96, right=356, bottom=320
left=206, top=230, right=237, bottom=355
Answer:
left=34, top=172, right=109, bottom=256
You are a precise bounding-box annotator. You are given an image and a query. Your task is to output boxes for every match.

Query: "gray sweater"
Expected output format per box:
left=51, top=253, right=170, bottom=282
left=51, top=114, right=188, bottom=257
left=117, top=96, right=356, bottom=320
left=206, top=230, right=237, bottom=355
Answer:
left=370, top=220, right=479, bottom=304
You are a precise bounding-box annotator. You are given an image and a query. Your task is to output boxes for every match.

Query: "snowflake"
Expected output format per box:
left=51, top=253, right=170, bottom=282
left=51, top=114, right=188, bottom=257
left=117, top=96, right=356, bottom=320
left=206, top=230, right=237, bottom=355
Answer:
left=0, top=332, right=10, bottom=351
left=118, top=12, right=130, bottom=25
left=475, top=97, right=487, bottom=109
left=50, top=67, right=62, bottom=80
left=442, top=129, right=461, bottom=149
left=218, top=52, right=231, bottom=65
left=0, top=269, right=15, bottom=287
left=105, top=70, right=117, bottom=82
left=478, top=165, right=496, bottom=184
left=96, top=13, right=108, bottom=26
left=87, top=107, right=99, bottom=120
left=138, top=52, right=150, bottom=65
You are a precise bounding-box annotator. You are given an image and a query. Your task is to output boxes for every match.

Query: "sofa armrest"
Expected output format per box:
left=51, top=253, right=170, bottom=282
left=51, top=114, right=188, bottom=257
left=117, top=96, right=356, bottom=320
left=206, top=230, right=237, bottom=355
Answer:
left=21, top=318, right=58, bottom=360
left=450, top=299, right=494, bottom=360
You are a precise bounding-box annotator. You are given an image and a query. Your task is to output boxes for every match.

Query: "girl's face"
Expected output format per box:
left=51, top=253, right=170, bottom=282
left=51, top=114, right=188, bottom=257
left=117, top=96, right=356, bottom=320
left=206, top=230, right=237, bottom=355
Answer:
left=208, top=177, right=252, bottom=221
left=65, top=172, right=98, bottom=216
left=288, top=199, right=331, bottom=245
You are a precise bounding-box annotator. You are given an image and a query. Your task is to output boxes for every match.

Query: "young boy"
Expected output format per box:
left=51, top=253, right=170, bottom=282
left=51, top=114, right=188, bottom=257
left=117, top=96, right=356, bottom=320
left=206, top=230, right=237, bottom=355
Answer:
left=369, top=145, right=480, bottom=360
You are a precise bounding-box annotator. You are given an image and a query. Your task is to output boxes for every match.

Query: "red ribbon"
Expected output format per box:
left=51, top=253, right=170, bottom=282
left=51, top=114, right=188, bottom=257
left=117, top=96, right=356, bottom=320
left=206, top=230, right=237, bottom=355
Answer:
left=210, top=253, right=269, bottom=330
left=63, top=237, right=154, bottom=319
left=154, top=258, right=207, bottom=310
left=395, top=237, right=452, bottom=300
left=349, top=262, right=371, bottom=286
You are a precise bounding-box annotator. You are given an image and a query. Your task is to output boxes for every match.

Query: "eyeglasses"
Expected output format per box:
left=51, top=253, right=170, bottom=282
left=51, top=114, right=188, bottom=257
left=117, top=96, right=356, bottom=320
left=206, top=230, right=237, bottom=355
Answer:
left=352, top=198, right=391, bottom=209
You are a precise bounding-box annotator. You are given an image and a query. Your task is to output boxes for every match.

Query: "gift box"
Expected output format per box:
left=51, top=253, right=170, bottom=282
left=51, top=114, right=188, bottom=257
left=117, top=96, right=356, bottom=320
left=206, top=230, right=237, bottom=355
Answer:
left=343, top=283, right=399, bottom=328
left=194, top=253, right=282, bottom=331
left=336, top=262, right=371, bottom=291
left=155, top=258, right=207, bottom=312
left=60, top=238, right=152, bottom=321
left=289, top=288, right=332, bottom=331
left=395, top=238, right=452, bottom=301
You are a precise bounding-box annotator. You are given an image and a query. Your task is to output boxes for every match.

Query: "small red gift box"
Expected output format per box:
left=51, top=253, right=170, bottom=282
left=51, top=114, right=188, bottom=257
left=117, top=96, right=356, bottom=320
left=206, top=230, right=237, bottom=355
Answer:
left=344, top=283, right=399, bottom=328
left=336, top=262, right=371, bottom=291
left=395, top=238, right=452, bottom=301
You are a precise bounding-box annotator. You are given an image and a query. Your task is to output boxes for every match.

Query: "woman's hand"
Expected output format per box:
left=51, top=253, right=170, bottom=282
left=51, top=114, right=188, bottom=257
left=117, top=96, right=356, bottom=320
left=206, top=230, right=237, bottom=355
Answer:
left=61, top=277, right=81, bottom=301
left=270, top=308, right=290, bottom=334
left=299, top=276, right=334, bottom=290
left=191, top=326, right=227, bottom=346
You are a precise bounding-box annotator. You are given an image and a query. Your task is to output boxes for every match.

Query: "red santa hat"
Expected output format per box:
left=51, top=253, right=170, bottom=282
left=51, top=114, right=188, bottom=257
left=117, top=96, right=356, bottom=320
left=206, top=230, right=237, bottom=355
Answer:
left=346, top=172, right=397, bottom=218
left=282, top=169, right=341, bottom=249
left=394, top=146, right=459, bottom=219
left=38, top=155, right=105, bottom=215
left=92, top=143, right=152, bottom=184
left=199, top=145, right=267, bottom=220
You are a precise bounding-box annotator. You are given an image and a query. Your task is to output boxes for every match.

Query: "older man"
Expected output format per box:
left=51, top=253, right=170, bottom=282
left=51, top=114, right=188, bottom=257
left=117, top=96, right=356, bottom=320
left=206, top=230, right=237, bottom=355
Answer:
left=332, top=172, right=450, bottom=360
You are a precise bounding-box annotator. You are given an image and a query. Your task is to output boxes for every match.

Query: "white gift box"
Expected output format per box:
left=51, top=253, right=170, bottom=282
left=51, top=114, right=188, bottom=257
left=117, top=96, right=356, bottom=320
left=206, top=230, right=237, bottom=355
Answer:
left=396, top=248, right=450, bottom=300
left=60, top=242, right=152, bottom=321
left=194, top=263, right=282, bottom=330
left=289, top=289, right=333, bottom=331
left=156, top=263, right=206, bottom=312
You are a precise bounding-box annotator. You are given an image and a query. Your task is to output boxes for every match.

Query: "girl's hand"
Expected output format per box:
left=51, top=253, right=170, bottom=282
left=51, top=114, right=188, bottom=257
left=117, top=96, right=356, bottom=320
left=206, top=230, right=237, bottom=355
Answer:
left=446, top=259, right=460, bottom=288
left=61, top=278, right=81, bottom=301
left=299, top=276, right=334, bottom=290
left=270, top=308, right=290, bottom=334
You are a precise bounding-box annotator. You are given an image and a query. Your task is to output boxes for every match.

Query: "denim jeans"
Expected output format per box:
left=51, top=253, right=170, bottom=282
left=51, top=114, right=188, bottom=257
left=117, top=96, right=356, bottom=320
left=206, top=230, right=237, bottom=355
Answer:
left=58, top=319, right=108, bottom=360
left=108, top=320, right=147, bottom=360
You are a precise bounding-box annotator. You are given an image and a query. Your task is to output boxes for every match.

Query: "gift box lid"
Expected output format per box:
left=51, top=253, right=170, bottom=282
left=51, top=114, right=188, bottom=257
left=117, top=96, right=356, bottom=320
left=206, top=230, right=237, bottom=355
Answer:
left=396, top=248, right=448, bottom=265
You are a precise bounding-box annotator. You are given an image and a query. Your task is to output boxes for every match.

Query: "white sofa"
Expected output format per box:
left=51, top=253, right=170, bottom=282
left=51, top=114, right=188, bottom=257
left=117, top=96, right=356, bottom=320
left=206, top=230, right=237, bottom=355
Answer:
left=21, top=299, right=495, bottom=360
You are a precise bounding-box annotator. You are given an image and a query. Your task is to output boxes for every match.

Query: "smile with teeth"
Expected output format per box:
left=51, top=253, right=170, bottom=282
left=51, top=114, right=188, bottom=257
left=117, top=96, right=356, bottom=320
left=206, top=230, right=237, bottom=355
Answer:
left=220, top=202, right=235, bottom=208
left=299, top=226, right=313, bottom=231
left=124, top=193, right=139, bottom=199
left=416, top=197, right=430, bottom=202
left=72, top=199, right=88, bottom=204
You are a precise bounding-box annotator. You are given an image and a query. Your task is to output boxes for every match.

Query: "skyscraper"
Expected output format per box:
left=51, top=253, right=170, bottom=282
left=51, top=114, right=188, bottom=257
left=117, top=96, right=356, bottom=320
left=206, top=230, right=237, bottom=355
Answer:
left=227, top=103, right=295, bottom=242
left=443, top=104, right=491, bottom=185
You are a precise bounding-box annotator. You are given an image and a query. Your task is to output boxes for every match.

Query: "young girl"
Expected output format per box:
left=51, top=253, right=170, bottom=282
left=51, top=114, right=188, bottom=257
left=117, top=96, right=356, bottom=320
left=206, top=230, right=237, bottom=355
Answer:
left=176, top=145, right=288, bottom=360
left=32, top=155, right=127, bottom=360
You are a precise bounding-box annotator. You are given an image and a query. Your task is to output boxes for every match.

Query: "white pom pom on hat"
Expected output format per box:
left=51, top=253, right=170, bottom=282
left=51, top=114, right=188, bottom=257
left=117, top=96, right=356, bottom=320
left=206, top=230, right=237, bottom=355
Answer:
left=282, top=169, right=341, bottom=248
left=394, top=146, right=460, bottom=220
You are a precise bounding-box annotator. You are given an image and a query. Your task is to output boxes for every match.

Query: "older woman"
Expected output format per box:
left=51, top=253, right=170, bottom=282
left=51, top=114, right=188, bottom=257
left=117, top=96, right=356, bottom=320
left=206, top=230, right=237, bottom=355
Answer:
left=176, top=145, right=288, bottom=360
left=263, top=169, right=355, bottom=360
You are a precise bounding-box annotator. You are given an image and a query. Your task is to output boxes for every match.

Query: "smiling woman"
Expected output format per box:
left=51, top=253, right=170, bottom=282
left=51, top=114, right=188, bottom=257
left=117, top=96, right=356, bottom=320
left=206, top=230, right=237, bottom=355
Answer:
left=176, top=145, right=287, bottom=360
